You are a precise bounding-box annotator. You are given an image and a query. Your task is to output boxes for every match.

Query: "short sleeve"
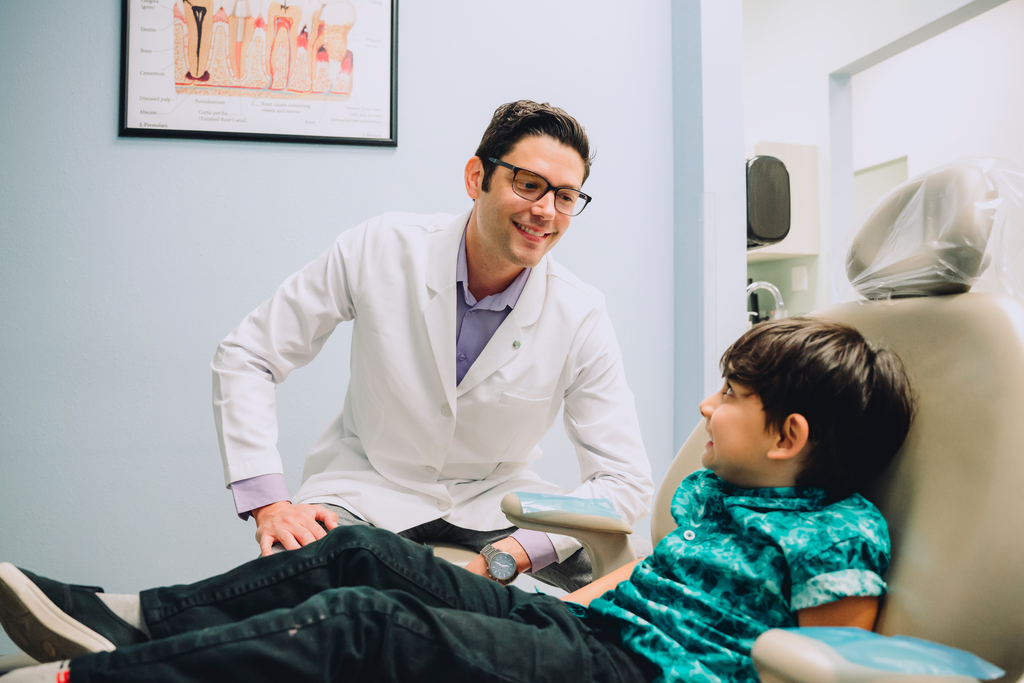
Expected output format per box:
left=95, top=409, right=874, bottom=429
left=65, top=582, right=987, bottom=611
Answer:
left=789, top=535, right=888, bottom=611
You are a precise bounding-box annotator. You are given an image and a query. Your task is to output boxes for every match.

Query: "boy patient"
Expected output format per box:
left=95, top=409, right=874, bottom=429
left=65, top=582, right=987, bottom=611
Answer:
left=0, top=318, right=914, bottom=683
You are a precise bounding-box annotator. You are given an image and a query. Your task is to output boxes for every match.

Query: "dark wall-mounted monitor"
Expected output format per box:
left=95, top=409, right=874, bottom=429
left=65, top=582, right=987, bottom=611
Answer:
left=747, top=155, right=791, bottom=249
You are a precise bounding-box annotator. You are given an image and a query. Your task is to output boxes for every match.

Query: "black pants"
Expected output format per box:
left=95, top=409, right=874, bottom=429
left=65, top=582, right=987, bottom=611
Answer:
left=69, top=526, right=654, bottom=683
left=315, top=502, right=599, bottom=593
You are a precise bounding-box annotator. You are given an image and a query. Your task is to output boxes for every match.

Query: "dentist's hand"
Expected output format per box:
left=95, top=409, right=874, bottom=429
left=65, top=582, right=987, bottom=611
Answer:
left=253, top=501, right=339, bottom=556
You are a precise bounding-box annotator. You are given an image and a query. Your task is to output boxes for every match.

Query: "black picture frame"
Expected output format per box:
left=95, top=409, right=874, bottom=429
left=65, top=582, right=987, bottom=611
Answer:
left=119, top=0, right=398, bottom=146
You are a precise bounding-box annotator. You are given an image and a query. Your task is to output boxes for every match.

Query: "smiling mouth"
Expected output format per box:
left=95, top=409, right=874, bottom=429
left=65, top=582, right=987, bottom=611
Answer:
left=514, top=222, right=551, bottom=239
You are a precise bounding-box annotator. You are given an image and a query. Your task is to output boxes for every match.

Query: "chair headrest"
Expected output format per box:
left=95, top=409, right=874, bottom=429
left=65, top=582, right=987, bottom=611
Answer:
left=845, top=161, right=1000, bottom=300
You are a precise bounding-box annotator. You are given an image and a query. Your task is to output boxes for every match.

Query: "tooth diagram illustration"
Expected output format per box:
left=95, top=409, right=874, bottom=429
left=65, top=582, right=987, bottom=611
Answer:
left=182, top=0, right=214, bottom=81
left=309, top=1, right=355, bottom=95
left=171, top=0, right=357, bottom=100
left=266, top=2, right=301, bottom=89
left=227, top=0, right=256, bottom=81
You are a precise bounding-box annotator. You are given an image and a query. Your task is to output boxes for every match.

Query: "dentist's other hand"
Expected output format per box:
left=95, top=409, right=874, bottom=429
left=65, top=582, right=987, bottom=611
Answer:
left=253, top=501, right=339, bottom=556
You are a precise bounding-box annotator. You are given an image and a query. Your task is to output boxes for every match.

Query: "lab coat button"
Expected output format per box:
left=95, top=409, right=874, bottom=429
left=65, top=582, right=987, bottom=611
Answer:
left=425, top=466, right=437, bottom=474
left=440, top=403, right=452, bottom=417
left=438, top=502, right=451, bottom=511
left=683, top=530, right=696, bottom=541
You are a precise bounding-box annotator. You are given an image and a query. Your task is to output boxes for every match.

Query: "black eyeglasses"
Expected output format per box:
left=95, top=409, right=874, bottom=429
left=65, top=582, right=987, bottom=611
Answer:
left=487, top=158, right=592, bottom=216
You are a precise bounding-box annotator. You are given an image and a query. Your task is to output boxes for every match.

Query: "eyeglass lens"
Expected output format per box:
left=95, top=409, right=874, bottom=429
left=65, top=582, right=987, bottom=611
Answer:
left=512, top=169, right=585, bottom=216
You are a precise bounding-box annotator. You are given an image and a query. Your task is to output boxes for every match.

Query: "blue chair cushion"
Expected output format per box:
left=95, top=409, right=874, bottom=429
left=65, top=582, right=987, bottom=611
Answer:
left=787, top=627, right=1004, bottom=680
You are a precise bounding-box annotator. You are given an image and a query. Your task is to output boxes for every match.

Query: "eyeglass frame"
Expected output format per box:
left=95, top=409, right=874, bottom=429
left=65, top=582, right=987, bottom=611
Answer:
left=486, top=157, right=593, bottom=216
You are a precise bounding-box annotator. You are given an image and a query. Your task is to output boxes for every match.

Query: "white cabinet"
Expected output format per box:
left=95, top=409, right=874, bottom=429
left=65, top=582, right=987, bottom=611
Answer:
left=747, top=142, right=819, bottom=262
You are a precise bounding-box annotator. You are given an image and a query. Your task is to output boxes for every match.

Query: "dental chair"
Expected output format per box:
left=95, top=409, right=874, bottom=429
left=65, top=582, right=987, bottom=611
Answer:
left=504, top=160, right=1024, bottom=681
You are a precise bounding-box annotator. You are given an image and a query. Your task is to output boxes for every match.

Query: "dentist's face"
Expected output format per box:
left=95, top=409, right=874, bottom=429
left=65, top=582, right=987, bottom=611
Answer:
left=466, top=135, right=585, bottom=270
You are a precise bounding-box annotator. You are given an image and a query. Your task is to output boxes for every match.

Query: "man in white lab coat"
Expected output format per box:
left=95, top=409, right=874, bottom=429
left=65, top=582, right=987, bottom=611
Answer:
left=213, top=101, right=653, bottom=591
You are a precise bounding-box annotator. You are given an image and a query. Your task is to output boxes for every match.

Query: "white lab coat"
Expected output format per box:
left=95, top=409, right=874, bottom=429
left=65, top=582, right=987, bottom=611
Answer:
left=213, top=210, right=653, bottom=561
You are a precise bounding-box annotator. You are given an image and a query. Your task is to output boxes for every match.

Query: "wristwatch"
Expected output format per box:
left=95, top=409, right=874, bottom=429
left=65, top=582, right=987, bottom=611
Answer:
left=481, top=544, right=519, bottom=585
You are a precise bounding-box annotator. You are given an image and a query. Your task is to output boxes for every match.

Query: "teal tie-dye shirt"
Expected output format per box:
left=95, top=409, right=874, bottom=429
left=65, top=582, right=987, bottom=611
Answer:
left=574, top=470, right=890, bottom=682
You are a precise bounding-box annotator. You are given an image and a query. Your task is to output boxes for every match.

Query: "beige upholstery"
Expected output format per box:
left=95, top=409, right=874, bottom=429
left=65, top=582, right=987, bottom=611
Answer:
left=810, top=294, right=1024, bottom=680
left=651, top=422, right=706, bottom=545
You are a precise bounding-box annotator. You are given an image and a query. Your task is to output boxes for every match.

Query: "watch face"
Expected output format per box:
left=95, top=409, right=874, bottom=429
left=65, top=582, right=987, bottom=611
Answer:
left=488, top=552, right=517, bottom=581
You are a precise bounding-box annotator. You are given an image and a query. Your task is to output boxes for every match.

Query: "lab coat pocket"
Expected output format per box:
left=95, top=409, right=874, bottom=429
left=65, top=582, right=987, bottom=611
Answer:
left=499, top=392, right=552, bottom=410
left=455, top=390, right=551, bottom=463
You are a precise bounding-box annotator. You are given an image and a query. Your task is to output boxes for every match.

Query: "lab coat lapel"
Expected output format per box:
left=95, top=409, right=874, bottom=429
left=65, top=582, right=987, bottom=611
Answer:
left=455, top=254, right=548, bottom=397
left=423, top=210, right=471, bottom=413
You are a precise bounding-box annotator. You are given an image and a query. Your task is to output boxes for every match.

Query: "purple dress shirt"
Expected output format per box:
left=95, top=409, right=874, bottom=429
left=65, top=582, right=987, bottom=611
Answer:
left=454, top=230, right=529, bottom=384
left=231, top=227, right=558, bottom=571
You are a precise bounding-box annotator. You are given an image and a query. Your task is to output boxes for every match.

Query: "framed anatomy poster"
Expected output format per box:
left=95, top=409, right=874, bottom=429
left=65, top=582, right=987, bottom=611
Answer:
left=119, top=0, right=398, bottom=146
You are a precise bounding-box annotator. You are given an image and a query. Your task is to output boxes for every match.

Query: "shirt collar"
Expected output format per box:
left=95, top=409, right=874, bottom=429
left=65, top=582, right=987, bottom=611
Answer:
left=456, top=227, right=531, bottom=311
left=701, top=471, right=829, bottom=512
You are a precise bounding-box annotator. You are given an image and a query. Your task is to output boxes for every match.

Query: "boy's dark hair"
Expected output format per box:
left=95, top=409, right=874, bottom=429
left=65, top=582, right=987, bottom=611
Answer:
left=720, top=317, right=914, bottom=501
left=475, top=100, right=593, bottom=192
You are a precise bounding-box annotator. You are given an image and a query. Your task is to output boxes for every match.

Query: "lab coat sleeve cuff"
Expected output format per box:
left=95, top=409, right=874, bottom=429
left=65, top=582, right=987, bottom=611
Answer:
left=549, top=533, right=584, bottom=563
left=231, top=473, right=291, bottom=520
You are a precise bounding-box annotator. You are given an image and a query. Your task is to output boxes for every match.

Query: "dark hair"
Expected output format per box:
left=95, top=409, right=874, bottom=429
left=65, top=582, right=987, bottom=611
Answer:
left=475, top=100, right=593, bottom=191
left=720, top=317, right=914, bottom=501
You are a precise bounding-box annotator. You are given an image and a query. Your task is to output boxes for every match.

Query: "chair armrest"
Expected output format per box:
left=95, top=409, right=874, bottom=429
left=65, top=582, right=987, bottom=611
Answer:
left=752, top=628, right=1003, bottom=683
left=501, top=493, right=637, bottom=579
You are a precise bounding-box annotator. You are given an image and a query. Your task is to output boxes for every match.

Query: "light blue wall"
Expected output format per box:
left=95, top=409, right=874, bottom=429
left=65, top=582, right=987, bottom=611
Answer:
left=672, top=0, right=747, bottom=445
left=0, top=1, right=688, bottom=655
left=672, top=1, right=707, bottom=449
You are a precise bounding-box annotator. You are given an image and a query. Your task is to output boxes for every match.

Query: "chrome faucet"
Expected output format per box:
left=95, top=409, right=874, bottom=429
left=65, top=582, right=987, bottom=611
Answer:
left=746, top=281, right=787, bottom=321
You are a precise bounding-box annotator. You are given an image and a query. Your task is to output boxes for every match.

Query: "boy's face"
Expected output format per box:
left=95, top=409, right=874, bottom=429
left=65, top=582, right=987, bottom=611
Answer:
left=699, top=379, right=785, bottom=488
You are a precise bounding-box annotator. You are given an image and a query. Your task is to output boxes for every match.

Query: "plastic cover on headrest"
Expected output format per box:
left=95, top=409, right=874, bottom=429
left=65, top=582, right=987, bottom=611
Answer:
left=838, top=158, right=1024, bottom=301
